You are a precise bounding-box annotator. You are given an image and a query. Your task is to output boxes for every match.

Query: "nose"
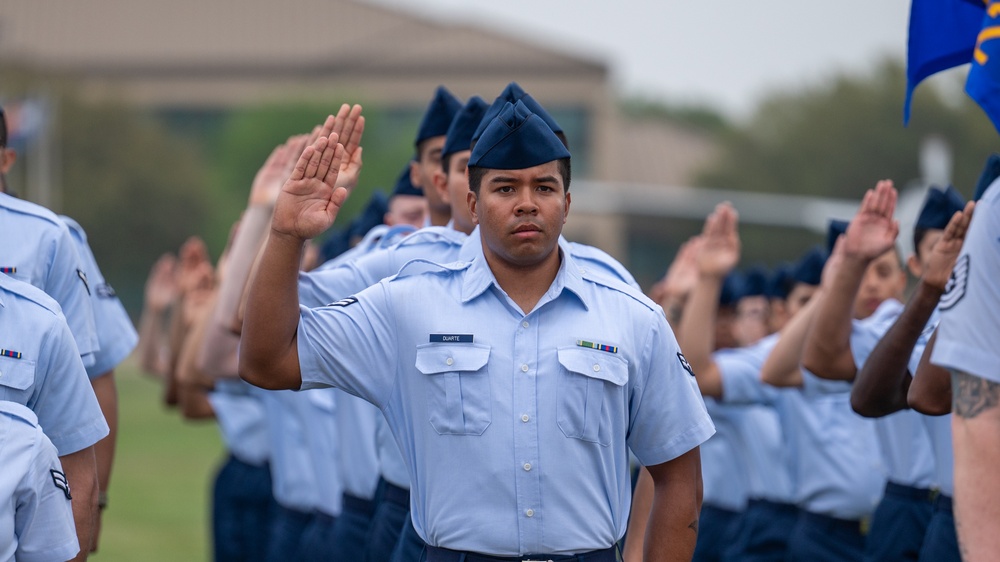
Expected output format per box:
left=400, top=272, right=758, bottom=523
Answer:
left=514, top=190, right=539, bottom=215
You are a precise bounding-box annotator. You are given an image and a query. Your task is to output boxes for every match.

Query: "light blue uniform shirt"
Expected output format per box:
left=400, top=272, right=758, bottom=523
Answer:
left=208, top=379, right=270, bottom=466
left=282, top=387, right=343, bottom=516
left=0, top=401, right=79, bottom=562
left=715, top=338, right=795, bottom=504
left=0, top=193, right=99, bottom=365
left=700, top=398, right=750, bottom=511
left=376, top=413, right=410, bottom=489
left=296, top=242, right=714, bottom=556
left=905, top=313, right=955, bottom=496
left=257, top=388, right=321, bottom=513
left=0, top=274, right=109, bottom=456
left=327, top=389, right=381, bottom=499
left=60, top=217, right=138, bottom=379
left=720, top=333, right=884, bottom=519
left=850, top=298, right=936, bottom=489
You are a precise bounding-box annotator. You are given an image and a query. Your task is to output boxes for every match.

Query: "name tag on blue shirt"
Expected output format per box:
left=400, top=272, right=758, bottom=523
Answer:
left=430, top=334, right=474, bottom=343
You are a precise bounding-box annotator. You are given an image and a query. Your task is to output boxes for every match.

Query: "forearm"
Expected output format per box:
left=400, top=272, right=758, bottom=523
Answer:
left=90, top=373, right=117, bottom=497
left=61, top=447, right=98, bottom=560
left=137, top=306, right=169, bottom=377
left=622, top=468, right=654, bottom=562
left=678, top=276, right=724, bottom=397
left=238, top=230, right=306, bottom=390
left=644, top=450, right=702, bottom=562
left=853, top=282, right=941, bottom=416
left=802, top=258, right=865, bottom=380
left=909, top=332, right=952, bottom=415
left=761, top=292, right=823, bottom=387
left=212, top=205, right=273, bottom=332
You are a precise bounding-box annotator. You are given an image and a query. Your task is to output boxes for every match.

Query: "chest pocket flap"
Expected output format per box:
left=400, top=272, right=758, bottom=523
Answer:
left=415, top=344, right=490, bottom=375
left=0, top=358, right=36, bottom=391
left=557, top=347, right=628, bottom=386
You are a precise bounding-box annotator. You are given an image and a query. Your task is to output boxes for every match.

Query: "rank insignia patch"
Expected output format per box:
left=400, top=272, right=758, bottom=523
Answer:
left=51, top=470, right=72, bottom=499
left=76, top=269, right=91, bottom=295
left=577, top=340, right=618, bottom=354
left=677, top=352, right=695, bottom=377
left=939, top=254, right=969, bottom=311
left=327, top=296, right=358, bottom=307
left=0, top=349, right=22, bottom=359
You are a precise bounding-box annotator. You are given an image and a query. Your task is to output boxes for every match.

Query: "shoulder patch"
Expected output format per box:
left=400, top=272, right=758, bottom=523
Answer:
left=51, top=469, right=72, bottom=499
left=96, top=283, right=117, bottom=298
left=327, top=296, right=358, bottom=308
left=939, top=254, right=970, bottom=311
left=677, top=352, right=696, bottom=377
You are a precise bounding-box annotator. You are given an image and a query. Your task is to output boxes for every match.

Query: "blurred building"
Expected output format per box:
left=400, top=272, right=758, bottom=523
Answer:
left=0, top=0, right=743, bottom=286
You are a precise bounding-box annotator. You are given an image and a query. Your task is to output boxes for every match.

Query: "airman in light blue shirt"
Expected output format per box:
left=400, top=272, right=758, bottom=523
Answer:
left=0, top=193, right=99, bottom=365
left=0, top=400, right=79, bottom=562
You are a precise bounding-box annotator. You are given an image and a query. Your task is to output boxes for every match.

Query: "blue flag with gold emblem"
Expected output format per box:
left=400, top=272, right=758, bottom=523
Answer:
left=967, top=2, right=1000, bottom=134
left=905, top=0, right=983, bottom=123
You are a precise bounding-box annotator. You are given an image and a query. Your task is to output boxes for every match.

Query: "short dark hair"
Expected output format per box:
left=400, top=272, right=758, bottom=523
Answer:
left=468, top=158, right=571, bottom=196
left=0, top=107, right=7, bottom=148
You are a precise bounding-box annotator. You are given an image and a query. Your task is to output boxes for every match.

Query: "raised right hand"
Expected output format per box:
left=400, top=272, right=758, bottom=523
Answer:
left=271, top=133, right=347, bottom=241
left=696, top=203, right=741, bottom=278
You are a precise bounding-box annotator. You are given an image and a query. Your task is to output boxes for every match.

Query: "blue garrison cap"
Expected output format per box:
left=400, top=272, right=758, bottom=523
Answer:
left=766, top=263, right=793, bottom=300
left=916, top=185, right=965, bottom=230
left=391, top=165, right=423, bottom=198
left=826, top=219, right=849, bottom=255
left=974, top=153, right=1000, bottom=202
left=741, top=266, right=769, bottom=298
left=415, top=86, right=462, bottom=146
left=791, top=246, right=828, bottom=287
left=442, top=96, right=489, bottom=160
left=349, top=191, right=389, bottom=239
left=720, top=271, right=745, bottom=307
left=471, top=82, right=563, bottom=144
left=469, top=101, right=571, bottom=170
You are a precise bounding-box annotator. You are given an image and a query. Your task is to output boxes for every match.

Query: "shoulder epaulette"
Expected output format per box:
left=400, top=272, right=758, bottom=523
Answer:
left=391, top=258, right=472, bottom=281
left=0, top=193, right=65, bottom=229
left=0, top=401, right=40, bottom=427
left=0, top=274, right=64, bottom=316
left=59, top=215, right=88, bottom=243
left=578, top=269, right=659, bottom=313
left=392, top=227, right=466, bottom=250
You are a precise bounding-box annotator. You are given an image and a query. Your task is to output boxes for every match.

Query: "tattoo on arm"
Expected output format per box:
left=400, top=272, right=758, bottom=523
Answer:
left=952, top=371, right=1000, bottom=418
left=688, top=519, right=699, bottom=533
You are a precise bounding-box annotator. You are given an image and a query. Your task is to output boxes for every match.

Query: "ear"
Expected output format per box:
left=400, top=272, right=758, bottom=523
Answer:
left=563, top=192, right=571, bottom=224
left=468, top=190, right=479, bottom=225
left=409, top=160, right=421, bottom=188
left=432, top=169, right=449, bottom=203
left=0, top=148, right=17, bottom=175
left=906, top=254, right=922, bottom=278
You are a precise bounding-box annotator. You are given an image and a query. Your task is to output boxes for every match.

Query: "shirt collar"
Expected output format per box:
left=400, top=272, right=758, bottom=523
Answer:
left=461, top=235, right=590, bottom=311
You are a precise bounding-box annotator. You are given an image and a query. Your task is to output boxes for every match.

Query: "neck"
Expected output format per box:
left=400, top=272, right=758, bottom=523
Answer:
left=485, top=248, right=561, bottom=314
left=429, top=206, right=451, bottom=227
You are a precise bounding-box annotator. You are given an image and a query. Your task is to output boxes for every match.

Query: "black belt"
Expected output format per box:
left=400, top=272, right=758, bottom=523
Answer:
left=748, top=498, right=799, bottom=515
left=935, top=493, right=954, bottom=513
left=885, top=481, right=937, bottom=503
left=425, top=545, right=617, bottom=562
left=342, top=492, right=376, bottom=516
left=801, top=510, right=871, bottom=537
left=382, top=480, right=410, bottom=508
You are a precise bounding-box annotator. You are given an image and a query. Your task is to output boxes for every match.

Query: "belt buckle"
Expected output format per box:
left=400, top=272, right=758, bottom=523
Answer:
left=522, top=559, right=553, bottom=562
left=859, top=514, right=871, bottom=536
left=929, top=487, right=941, bottom=503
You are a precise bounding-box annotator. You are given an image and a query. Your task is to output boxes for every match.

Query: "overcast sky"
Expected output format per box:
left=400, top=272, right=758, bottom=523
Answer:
left=368, top=0, right=915, bottom=118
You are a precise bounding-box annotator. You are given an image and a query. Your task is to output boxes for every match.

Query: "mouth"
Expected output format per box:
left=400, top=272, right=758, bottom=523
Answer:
left=511, top=223, right=542, bottom=238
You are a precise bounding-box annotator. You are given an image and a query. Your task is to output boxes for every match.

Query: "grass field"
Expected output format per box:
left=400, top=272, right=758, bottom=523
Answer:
left=93, top=360, right=224, bottom=561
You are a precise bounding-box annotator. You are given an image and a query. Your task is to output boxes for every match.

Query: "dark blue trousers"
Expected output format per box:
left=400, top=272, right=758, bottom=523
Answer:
left=391, top=513, right=427, bottom=562
left=724, top=499, right=798, bottom=561
left=316, top=493, right=377, bottom=561
left=863, top=482, right=934, bottom=562
left=266, top=503, right=316, bottom=562
left=918, top=495, right=961, bottom=562
left=212, top=456, right=275, bottom=562
left=693, top=505, right=743, bottom=562
left=786, top=510, right=866, bottom=562
left=294, top=511, right=338, bottom=561
left=365, top=479, right=411, bottom=562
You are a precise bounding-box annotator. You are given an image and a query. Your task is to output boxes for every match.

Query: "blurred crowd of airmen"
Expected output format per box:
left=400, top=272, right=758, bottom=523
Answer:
left=5, top=79, right=1000, bottom=562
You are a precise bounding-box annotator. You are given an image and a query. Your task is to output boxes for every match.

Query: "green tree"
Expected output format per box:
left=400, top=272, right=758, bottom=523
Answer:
left=696, top=60, right=1000, bottom=200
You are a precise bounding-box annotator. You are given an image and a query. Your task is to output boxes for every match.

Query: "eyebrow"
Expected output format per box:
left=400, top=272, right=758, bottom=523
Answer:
left=487, top=175, right=561, bottom=184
